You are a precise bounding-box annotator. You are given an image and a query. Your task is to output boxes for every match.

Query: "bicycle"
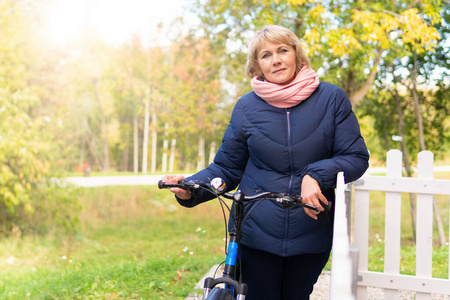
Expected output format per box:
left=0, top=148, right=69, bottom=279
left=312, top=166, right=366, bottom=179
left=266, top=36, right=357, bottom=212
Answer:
left=158, top=177, right=331, bottom=300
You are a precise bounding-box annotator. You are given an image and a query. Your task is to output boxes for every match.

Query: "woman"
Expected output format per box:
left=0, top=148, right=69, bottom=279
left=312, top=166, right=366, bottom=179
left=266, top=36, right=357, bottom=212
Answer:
left=162, top=25, right=369, bottom=299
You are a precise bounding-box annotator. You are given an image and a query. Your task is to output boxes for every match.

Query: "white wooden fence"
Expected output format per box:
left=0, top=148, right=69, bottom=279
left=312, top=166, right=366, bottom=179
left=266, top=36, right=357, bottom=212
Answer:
left=348, top=150, right=450, bottom=299
left=67, top=150, right=450, bottom=299
left=330, top=171, right=354, bottom=299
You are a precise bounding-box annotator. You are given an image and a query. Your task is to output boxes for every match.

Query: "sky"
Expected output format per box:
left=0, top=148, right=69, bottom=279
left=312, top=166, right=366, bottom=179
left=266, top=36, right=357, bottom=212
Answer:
left=45, top=0, right=193, bottom=45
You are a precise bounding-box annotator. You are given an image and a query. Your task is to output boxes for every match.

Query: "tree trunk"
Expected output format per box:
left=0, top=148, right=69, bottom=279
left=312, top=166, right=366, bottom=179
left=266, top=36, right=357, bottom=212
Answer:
left=162, top=123, right=169, bottom=173
left=349, top=48, right=384, bottom=107
left=410, top=53, right=446, bottom=246
left=85, top=130, right=103, bottom=171
left=434, top=198, right=446, bottom=246
left=142, top=101, right=150, bottom=173
left=394, top=82, right=417, bottom=241
left=208, top=141, right=216, bottom=165
left=151, top=112, right=157, bottom=173
left=197, top=136, right=205, bottom=171
left=133, top=113, right=139, bottom=174
left=79, top=134, right=86, bottom=171
left=122, top=139, right=129, bottom=172
left=410, top=52, right=426, bottom=151
left=169, top=138, right=176, bottom=172
left=93, top=79, right=110, bottom=172
left=383, top=121, right=390, bottom=151
left=84, top=119, right=103, bottom=171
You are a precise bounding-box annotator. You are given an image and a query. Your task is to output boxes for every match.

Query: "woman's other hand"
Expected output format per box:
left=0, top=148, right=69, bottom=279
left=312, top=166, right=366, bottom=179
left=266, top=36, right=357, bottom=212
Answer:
left=301, top=175, right=329, bottom=220
left=160, top=175, right=192, bottom=200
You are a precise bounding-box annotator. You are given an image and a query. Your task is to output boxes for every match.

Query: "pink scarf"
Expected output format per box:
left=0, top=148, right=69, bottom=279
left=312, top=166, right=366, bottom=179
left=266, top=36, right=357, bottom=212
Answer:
left=251, top=67, right=320, bottom=108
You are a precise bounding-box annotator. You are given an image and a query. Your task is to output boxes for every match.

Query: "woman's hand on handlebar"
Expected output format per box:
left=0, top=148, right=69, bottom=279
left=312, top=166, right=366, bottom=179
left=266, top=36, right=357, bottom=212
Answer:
left=301, top=175, right=329, bottom=220
left=160, top=175, right=192, bottom=200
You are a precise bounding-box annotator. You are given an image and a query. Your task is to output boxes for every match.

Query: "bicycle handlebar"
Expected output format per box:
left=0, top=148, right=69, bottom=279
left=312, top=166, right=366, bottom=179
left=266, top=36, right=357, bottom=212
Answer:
left=158, top=178, right=331, bottom=212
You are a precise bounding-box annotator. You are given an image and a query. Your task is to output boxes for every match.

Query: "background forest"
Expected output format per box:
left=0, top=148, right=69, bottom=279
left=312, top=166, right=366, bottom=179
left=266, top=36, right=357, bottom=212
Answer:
left=0, top=0, right=449, bottom=235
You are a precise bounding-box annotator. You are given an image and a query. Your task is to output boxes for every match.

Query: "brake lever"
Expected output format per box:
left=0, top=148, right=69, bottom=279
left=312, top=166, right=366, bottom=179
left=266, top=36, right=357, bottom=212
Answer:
left=288, top=194, right=320, bottom=212
left=181, top=180, right=207, bottom=193
left=320, top=200, right=332, bottom=212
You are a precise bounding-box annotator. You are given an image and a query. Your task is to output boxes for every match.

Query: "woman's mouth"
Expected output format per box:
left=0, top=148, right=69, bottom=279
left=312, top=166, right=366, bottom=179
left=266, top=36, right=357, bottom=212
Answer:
left=273, top=68, right=286, bottom=74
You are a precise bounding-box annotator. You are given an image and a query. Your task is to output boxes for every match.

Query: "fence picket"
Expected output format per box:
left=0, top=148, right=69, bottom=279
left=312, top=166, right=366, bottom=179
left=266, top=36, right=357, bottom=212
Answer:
left=384, top=150, right=402, bottom=299
left=416, top=151, right=434, bottom=300
left=352, top=150, right=450, bottom=299
left=354, top=186, right=370, bottom=300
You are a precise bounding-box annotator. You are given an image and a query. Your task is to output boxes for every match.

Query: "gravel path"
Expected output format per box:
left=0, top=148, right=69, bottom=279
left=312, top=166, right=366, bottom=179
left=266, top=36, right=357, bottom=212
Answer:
left=311, top=272, right=450, bottom=300
left=185, top=268, right=450, bottom=300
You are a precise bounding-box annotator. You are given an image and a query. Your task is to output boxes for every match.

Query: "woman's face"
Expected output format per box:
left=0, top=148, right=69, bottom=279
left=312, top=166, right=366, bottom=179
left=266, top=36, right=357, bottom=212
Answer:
left=257, top=40, right=297, bottom=85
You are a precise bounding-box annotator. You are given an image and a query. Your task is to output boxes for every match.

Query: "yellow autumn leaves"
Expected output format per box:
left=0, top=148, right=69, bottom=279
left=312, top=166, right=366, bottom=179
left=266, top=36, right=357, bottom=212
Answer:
left=270, top=1, right=440, bottom=56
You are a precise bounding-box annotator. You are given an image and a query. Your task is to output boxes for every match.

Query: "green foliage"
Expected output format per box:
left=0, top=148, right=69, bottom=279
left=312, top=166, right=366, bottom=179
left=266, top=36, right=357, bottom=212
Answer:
left=1, top=185, right=449, bottom=298
left=0, top=257, right=217, bottom=299
left=364, top=189, right=450, bottom=278
left=0, top=0, right=449, bottom=234
left=0, top=86, right=82, bottom=234
left=0, top=185, right=226, bottom=299
left=0, top=88, right=41, bottom=212
left=367, top=243, right=449, bottom=278
left=189, top=0, right=443, bottom=102
left=29, top=183, right=82, bottom=235
left=184, top=0, right=449, bottom=162
left=0, top=1, right=81, bottom=235
left=358, top=5, right=450, bottom=161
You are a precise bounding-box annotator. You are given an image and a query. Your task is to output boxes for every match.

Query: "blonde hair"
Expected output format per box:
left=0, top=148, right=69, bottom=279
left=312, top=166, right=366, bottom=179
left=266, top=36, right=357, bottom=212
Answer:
left=245, top=25, right=311, bottom=79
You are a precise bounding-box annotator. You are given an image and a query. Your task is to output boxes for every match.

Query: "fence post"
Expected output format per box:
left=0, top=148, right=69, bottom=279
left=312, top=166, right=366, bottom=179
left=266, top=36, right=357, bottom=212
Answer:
left=350, top=245, right=360, bottom=298
left=354, top=180, right=369, bottom=300
left=330, top=172, right=354, bottom=300
left=345, top=180, right=359, bottom=299
left=416, top=151, right=434, bottom=300
left=345, top=182, right=352, bottom=242
left=346, top=181, right=360, bottom=299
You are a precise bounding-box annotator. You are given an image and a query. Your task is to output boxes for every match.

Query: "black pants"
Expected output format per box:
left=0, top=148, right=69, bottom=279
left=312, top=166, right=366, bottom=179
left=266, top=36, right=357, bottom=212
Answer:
left=240, top=244, right=330, bottom=300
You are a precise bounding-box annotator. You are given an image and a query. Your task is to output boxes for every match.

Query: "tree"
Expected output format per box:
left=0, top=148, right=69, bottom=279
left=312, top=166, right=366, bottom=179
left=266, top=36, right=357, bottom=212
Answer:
left=0, top=0, right=80, bottom=234
left=359, top=14, right=450, bottom=241
left=108, top=35, right=148, bottom=172
left=167, top=35, right=230, bottom=171
left=188, top=0, right=442, bottom=107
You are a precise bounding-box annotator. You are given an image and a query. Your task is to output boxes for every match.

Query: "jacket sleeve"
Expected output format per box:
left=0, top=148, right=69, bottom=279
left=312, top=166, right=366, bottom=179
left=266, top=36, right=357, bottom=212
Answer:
left=300, top=88, right=369, bottom=190
left=176, top=100, right=249, bottom=207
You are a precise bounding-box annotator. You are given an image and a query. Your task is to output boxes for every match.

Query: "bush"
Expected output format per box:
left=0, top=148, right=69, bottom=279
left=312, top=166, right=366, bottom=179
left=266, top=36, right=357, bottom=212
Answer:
left=0, top=181, right=82, bottom=236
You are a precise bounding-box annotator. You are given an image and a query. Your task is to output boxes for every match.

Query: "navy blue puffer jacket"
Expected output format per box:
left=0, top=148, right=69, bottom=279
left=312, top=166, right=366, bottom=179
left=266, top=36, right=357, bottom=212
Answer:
left=178, top=82, right=369, bottom=257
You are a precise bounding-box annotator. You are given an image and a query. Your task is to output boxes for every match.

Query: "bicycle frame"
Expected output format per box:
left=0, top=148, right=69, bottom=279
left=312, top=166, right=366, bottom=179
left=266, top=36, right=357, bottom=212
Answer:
left=157, top=178, right=326, bottom=300
left=202, top=198, right=248, bottom=300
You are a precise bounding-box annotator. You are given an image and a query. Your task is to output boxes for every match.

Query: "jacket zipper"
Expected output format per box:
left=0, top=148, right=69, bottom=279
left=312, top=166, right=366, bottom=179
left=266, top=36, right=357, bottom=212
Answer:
left=284, top=109, right=295, bottom=256
left=286, top=109, right=295, bottom=193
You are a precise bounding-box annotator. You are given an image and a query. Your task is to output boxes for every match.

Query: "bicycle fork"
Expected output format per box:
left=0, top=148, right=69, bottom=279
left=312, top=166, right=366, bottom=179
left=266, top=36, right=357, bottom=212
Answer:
left=203, top=196, right=247, bottom=299
left=202, top=232, right=247, bottom=299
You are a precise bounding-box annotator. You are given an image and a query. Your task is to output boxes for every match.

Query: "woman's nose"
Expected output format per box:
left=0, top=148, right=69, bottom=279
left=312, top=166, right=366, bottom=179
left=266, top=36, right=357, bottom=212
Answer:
left=272, top=53, right=281, bottom=64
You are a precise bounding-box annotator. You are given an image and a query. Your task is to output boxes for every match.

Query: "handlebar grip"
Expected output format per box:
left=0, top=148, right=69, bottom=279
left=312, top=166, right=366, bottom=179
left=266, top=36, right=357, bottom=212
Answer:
left=158, top=179, right=189, bottom=190
left=303, top=203, right=319, bottom=212
left=158, top=180, right=167, bottom=189
left=158, top=180, right=180, bottom=189
left=320, top=200, right=332, bottom=212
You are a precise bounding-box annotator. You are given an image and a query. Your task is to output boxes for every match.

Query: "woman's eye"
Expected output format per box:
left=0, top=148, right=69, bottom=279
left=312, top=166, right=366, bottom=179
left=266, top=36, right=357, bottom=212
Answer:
left=261, top=53, right=270, bottom=59
left=280, top=48, right=288, bottom=53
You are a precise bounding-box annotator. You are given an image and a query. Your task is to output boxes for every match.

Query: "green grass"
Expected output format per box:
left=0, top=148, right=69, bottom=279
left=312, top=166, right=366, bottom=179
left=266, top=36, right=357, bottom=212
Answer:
left=366, top=241, right=449, bottom=278
left=0, top=186, right=226, bottom=299
left=0, top=256, right=215, bottom=299
left=356, top=170, right=450, bottom=279
left=65, top=171, right=183, bottom=177
left=1, top=174, right=449, bottom=298
left=325, top=171, right=450, bottom=276
left=66, top=171, right=149, bottom=177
